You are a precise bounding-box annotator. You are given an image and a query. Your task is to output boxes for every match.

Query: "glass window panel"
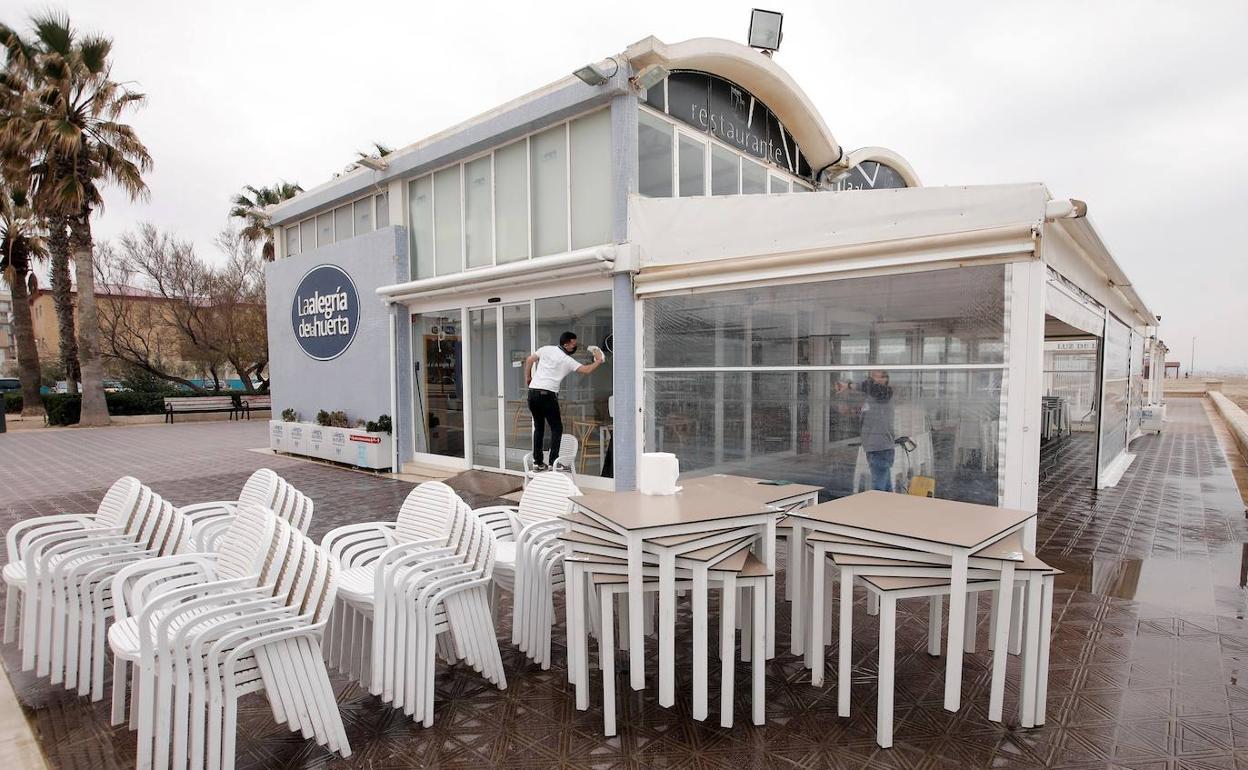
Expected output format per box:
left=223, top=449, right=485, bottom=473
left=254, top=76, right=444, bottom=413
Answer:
left=501, top=303, right=532, bottom=471
left=530, top=124, right=568, bottom=257
left=299, top=219, right=315, bottom=254
left=284, top=226, right=299, bottom=256
left=433, top=166, right=462, bottom=275
left=742, top=159, right=767, bottom=194
left=316, top=213, right=334, bottom=247
left=645, top=79, right=666, bottom=111
left=375, top=192, right=390, bottom=227
left=333, top=205, right=352, bottom=242
left=412, top=310, right=464, bottom=458
left=464, top=156, right=493, bottom=268
left=494, top=139, right=529, bottom=263
left=1099, top=315, right=1131, bottom=472
left=570, top=110, right=612, bottom=249
left=644, top=368, right=1003, bottom=504
left=535, top=291, right=614, bottom=477
left=644, top=265, right=1006, bottom=368
left=677, top=134, right=706, bottom=197
left=638, top=110, right=673, bottom=198
left=353, top=197, right=373, bottom=236
left=769, top=174, right=790, bottom=193
left=408, top=176, right=435, bottom=279
left=711, top=145, right=740, bottom=195
left=794, top=183, right=813, bottom=193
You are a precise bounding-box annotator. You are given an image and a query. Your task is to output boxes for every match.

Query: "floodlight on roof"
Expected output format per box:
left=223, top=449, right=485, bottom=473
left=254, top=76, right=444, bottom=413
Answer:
left=748, top=8, right=784, bottom=54
left=356, top=156, right=388, bottom=172
left=631, top=63, right=669, bottom=93
left=573, top=57, right=619, bottom=86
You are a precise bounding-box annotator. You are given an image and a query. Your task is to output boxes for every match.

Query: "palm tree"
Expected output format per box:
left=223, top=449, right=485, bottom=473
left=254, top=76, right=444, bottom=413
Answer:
left=0, top=185, right=46, bottom=417
left=0, top=12, right=152, bottom=427
left=229, top=181, right=302, bottom=262
left=0, top=23, right=78, bottom=393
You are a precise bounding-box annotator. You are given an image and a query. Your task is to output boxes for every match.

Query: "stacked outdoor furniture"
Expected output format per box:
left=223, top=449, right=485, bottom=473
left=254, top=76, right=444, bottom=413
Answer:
left=788, top=491, right=1057, bottom=747
left=321, top=481, right=507, bottom=727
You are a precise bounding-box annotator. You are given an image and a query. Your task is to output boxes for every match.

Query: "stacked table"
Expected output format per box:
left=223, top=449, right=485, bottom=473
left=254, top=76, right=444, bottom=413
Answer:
left=561, top=474, right=821, bottom=729
left=786, top=491, right=1038, bottom=712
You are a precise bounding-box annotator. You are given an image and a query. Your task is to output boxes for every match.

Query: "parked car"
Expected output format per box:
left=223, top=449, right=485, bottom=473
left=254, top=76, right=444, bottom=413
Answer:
left=0, top=378, right=21, bottom=393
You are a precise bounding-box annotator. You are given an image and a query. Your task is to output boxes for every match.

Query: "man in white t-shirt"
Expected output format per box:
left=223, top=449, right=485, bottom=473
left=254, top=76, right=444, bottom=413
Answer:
left=523, top=331, right=605, bottom=470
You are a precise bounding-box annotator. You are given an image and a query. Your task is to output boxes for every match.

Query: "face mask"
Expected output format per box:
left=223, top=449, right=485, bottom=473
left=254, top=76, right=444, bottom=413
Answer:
left=564, top=344, right=578, bottom=356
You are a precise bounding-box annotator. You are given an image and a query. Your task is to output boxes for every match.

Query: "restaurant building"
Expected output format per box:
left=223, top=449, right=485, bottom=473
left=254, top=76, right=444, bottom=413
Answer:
left=264, top=33, right=1163, bottom=513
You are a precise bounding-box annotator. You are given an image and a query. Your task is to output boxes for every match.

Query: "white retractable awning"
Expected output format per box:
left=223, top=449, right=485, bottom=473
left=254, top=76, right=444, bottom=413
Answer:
left=629, top=183, right=1048, bottom=295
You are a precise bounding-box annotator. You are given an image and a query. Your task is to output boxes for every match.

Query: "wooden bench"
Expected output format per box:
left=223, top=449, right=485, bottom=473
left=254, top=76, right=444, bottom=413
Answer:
left=238, top=394, right=271, bottom=420
left=164, top=396, right=240, bottom=423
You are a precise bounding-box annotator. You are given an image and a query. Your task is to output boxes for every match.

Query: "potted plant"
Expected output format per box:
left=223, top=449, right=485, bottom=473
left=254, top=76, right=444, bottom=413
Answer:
left=271, top=409, right=392, bottom=470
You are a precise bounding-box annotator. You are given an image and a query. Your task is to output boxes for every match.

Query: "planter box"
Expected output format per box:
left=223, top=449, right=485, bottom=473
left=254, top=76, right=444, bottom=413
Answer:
left=270, top=420, right=392, bottom=470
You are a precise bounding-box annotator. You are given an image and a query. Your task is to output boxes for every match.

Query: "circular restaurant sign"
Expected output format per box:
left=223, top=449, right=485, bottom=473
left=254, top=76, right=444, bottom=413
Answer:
left=290, top=264, right=360, bottom=361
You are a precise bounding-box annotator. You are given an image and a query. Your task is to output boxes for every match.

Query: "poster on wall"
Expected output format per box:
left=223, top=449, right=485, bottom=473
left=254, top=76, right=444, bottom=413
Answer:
left=290, top=264, right=360, bottom=360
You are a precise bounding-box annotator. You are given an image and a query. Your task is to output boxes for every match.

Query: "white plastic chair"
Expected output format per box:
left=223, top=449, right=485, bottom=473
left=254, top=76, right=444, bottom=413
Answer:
left=3, top=476, right=145, bottom=673
left=523, top=434, right=578, bottom=485
left=473, top=472, right=579, bottom=668
left=107, top=502, right=281, bottom=749
left=391, top=498, right=506, bottom=726
left=320, top=481, right=463, bottom=692
left=189, top=472, right=313, bottom=549
left=52, top=490, right=192, bottom=699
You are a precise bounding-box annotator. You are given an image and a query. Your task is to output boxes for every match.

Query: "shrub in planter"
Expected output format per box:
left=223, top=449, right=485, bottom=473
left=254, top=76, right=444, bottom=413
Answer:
left=365, top=414, right=393, bottom=434
left=315, top=409, right=331, bottom=426
left=281, top=408, right=298, bottom=422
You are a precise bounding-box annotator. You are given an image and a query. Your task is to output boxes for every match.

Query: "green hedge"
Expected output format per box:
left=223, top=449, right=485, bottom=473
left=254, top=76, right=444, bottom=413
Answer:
left=4, top=393, right=20, bottom=414
left=41, top=391, right=249, bottom=425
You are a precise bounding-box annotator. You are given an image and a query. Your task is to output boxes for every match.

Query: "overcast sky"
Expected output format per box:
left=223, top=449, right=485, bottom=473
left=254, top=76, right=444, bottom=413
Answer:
left=10, top=0, right=1247, bottom=370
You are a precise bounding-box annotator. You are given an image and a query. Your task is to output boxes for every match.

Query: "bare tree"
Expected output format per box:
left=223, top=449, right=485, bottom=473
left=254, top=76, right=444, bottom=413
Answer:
left=95, top=224, right=268, bottom=391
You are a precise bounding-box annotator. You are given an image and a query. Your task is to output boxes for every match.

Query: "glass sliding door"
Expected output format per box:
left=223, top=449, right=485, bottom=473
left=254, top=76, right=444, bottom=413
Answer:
left=501, top=304, right=532, bottom=470
left=470, top=307, right=500, bottom=468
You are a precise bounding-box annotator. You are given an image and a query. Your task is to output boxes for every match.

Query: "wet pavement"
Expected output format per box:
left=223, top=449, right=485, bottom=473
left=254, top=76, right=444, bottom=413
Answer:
left=1, top=398, right=1247, bottom=768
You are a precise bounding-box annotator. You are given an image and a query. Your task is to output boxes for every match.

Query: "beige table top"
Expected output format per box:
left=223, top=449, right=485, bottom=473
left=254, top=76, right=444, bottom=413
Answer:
left=571, top=487, right=775, bottom=532
left=788, top=490, right=1035, bottom=550
left=680, top=474, right=824, bottom=505
left=860, top=574, right=998, bottom=592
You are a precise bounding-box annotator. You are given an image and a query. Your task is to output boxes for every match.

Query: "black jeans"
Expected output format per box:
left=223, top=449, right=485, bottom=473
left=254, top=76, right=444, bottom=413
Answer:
left=527, top=389, right=562, bottom=466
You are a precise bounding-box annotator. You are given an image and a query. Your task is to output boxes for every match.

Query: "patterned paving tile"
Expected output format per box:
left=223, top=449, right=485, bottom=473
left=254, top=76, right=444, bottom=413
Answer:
left=0, top=399, right=1245, bottom=768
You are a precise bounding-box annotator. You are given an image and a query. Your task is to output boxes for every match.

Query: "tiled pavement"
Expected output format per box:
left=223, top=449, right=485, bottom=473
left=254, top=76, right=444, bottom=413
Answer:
left=2, top=400, right=1248, bottom=769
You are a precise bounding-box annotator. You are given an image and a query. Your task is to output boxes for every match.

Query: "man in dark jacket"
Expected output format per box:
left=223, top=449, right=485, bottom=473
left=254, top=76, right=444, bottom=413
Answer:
left=859, top=370, right=896, bottom=491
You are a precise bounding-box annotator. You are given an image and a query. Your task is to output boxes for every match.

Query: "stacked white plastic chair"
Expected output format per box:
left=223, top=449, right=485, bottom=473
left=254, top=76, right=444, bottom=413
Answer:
left=186, top=469, right=314, bottom=548
left=109, top=504, right=348, bottom=769
left=107, top=503, right=281, bottom=751
left=473, top=472, right=579, bottom=668
left=522, top=434, right=578, bottom=485
left=323, top=481, right=507, bottom=726
left=3, top=476, right=145, bottom=674
left=49, top=487, right=192, bottom=700
left=320, top=481, right=462, bottom=690
left=389, top=493, right=506, bottom=726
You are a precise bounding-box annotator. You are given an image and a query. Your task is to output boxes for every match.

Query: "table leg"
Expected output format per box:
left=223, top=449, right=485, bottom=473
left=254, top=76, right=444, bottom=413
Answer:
left=601, top=587, right=616, bottom=736
left=720, top=573, right=737, bottom=729
left=810, top=546, right=826, bottom=686
left=944, top=550, right=969, bottom=712
left=838, top=565, right=853, bottom=717
left=790, top=522, right=805, bottom=657
left=1036, top=574, right=1054, bottom=725
left=659, top=550, right=676, bottom=707
left=1020, top=572, right=1042, bottom=728
left=988, top=561, right=1015, bottom=722
left=752, top=580, right=765, bottom=725
left=628, top=536, right=644, bottom=691
left=927, top=595, right=942, bottom=657
left=877, top=594, right=896, bottom=749
left=763, top=518, right=776, bottom=659
left=692, top=565, right=709, bottom=721
left=1009, top=584, right=1025, bottom=655
left=964, top=593, right=977, bottom=653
